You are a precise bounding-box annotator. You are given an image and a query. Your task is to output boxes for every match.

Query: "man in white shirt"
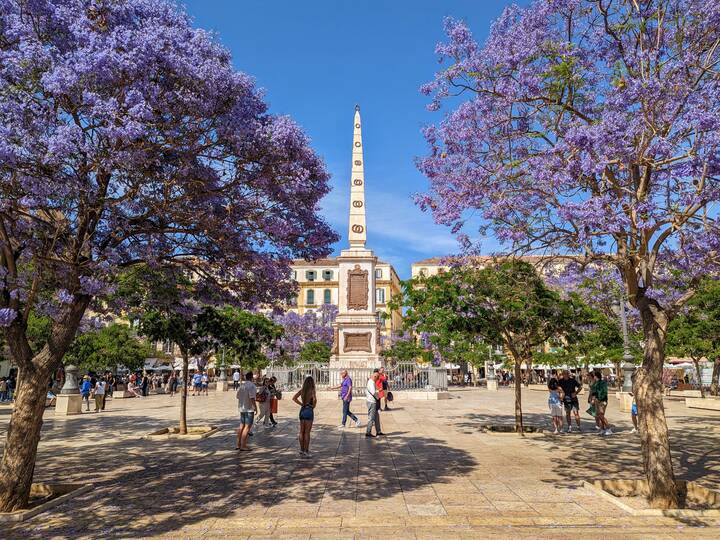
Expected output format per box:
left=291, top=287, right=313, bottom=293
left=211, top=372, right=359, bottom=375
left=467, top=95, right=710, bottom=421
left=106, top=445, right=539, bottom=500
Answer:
left=365, top=370, right=384, bottom=438
left=232, top=370, right=241, bottom=390
left=236, top=372, right=257, bottom=451
left=93, top=380, right=105, bottom=413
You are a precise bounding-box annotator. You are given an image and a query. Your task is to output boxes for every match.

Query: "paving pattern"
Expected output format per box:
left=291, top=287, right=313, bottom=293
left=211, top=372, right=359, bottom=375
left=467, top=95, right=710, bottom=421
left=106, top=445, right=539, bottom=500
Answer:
left=1, top=385, right=720, bottom=539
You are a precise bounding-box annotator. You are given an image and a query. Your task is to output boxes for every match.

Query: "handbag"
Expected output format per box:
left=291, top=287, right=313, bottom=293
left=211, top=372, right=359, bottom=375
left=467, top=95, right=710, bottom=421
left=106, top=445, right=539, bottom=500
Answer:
left=256, top=389, right=267, bottom=403
left=270, top=397, right=278, bottom=414
left=386, top=391, right=394, bottom=402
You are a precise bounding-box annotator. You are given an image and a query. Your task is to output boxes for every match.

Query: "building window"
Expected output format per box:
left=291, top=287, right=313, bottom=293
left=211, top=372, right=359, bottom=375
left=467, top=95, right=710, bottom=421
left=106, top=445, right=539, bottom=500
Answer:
left=375, top=269, right=382, bottom=279
left=322, top=269, right=333, bottom=281
left=163, top=340, right=173, bottom=354
left=292, top=270, right=297, bottom=280
left=419, top=267, right=428, bottom=277
left=376, top=288, right=385, bottom=304
left=305, top=270, right=316, bottom=281
left=306, top=289, right=315, bottom=305
left=323, top=289, right=332, bottom=304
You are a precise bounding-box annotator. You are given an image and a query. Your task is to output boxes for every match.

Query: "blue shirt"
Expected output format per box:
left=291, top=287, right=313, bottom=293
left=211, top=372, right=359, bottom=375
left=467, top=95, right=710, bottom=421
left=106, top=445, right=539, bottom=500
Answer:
left=80, top=380, right=92, bottom=395
left=193, top=374, right=202, bottom=385
left=340, top=377, right=352, bottom=401
left=548, top=390, right=561, bottom=406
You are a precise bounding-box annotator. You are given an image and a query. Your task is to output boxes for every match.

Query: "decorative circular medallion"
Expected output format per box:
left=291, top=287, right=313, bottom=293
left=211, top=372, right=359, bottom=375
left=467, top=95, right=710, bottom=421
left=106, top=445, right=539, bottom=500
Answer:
left=355, top=123, right=361, bottom=128
left=353, top=178, right=363, bottom=186
left=352, top=200, right=363, bottom=208
left=354, top=142, right=361, bottom=147
left=354, top=160, right=362, bottom=166
left=351, top=224, right=364, bottom=233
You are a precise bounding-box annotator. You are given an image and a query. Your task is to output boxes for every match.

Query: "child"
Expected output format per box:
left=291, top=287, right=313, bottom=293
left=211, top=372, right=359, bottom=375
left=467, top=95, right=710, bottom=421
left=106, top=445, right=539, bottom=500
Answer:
left=548, top=378, right=563, bottom=434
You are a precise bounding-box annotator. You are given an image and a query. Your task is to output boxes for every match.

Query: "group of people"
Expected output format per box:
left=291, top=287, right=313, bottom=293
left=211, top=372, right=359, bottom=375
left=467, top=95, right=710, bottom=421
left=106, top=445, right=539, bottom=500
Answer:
left=234, top=367, right=392, bottom=457
left=79, top=373, right=114, bottom=412
left=0, top=375, right=15, bottom=403
left=547, top=369, right=619, bottom=435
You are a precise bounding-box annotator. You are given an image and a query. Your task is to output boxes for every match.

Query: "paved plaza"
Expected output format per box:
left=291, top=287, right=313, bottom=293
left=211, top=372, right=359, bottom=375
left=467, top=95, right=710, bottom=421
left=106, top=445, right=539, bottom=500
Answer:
left=1, top=387, right=720, bottom=539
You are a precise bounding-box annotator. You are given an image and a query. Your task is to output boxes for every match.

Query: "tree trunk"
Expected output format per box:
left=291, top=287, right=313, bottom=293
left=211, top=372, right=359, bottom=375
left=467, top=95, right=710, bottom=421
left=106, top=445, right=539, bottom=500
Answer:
left=0, top=365, right=51, bottom=511
left=634, top=304, right=678, bottom=509
left=710, top=358, right=720, bottom=396
left=514, top=358, right=523, bottom=433
left=692, top=358, right=705, bottom=398
left=524, top=358, right=532, bottom=387
left=180, top=352, right=189, bottom=435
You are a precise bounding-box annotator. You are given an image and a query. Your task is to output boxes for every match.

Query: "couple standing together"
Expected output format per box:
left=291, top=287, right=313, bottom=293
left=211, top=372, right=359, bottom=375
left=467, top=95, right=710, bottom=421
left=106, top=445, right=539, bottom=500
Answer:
left=334, top=368, right=388, bottom=438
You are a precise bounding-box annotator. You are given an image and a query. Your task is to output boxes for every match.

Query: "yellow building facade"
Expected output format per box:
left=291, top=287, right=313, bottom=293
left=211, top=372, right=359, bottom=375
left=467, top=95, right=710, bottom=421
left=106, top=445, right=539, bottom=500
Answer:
left=287, top=257, right=402, bottom=339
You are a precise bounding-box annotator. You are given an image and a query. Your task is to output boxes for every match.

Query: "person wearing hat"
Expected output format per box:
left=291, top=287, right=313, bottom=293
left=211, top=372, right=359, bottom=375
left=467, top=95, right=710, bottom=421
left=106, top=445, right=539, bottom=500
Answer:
left=80, top=375, right=92, bottom=412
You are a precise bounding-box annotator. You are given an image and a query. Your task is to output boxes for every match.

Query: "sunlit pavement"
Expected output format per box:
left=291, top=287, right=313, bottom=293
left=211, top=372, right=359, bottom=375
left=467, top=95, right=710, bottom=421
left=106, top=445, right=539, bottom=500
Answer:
left=2, top=386, right=719, bottom=539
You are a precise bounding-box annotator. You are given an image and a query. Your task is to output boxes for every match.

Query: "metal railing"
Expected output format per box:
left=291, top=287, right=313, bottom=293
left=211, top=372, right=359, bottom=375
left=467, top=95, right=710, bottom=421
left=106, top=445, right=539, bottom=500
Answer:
left=264, top=362, right=448, bottom=394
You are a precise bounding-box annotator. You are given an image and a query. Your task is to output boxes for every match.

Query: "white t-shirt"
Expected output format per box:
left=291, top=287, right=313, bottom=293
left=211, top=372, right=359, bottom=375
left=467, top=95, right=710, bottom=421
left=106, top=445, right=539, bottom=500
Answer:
left=366, top=379, right=377, bottom=404
left=232, top=372, right=241, bottom=382
left=94, top=381, right=105, bottom=396
left=236, top=381, right=257, bottom=413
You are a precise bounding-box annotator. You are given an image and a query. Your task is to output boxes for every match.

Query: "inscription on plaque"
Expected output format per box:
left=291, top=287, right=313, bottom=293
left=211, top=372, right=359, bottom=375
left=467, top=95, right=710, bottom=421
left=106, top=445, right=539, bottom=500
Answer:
left=344, top=332, right=372, bottom=353
left=347, top=264, right=368, bottom=310
left=351, top=224, right=364, bottom=234
left=352, top=200, right=363, bottom=208
left=353, top=179, right=363, bottom=186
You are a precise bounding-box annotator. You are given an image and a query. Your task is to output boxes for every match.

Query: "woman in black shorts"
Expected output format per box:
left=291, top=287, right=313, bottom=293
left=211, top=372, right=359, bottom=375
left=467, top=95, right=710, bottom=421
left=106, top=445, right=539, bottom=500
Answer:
left=292, top=376, right=316, bottom=458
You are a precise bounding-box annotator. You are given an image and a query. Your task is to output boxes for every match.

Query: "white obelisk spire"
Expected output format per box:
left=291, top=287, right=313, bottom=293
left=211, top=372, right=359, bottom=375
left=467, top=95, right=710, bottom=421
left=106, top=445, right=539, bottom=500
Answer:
left=348, top=105, right=367, bottom=249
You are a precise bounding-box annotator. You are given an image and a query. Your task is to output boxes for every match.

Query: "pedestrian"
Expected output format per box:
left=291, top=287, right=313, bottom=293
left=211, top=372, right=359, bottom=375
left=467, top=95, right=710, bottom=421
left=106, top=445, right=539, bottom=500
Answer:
left=292, top=376, right=316, bottom=457
left=365, top=370, right=384, bottom=438
left=101, top=373, right=112, bottom=410
left=547, top=378, right=563, bottom=434
left=232, top=369, right=240, bottom=391
left=268, top=376, right=279, bottom=426
left=236, top=371, right=257, bottom=451
left=93, top=378, right=106, bottom=412
left=378, top=366, right=390, bottom=411
left=141, top=373, right=149, bottom=397
left=192, top=371, right=202, bottom=396
left=630, top=392, right=639, bottom=434
left=80, top=375, right=92, bottom=411
left=168, top=372, right=177, bottom=396
left=201, top=371, right=209, bottom=395
left=333, top=370, right=360, bottom=428
left=591, top=370, right=612, bottom=435
left=558, top=370, right=582, bottom=432
left=255, top=377, right=271, bottom=427
left=0, top=378, right=6, bottom=402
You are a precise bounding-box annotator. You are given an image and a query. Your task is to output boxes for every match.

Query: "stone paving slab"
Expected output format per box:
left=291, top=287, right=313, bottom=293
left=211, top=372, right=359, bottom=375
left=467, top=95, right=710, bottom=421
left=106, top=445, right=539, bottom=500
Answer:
left=1, top=386, right=719, bottom=538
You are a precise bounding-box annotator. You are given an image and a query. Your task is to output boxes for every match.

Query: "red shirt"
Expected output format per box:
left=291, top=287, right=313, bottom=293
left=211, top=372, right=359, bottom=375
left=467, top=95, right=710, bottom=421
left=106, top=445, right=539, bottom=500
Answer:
left=376, top=374, right=387, bottom=398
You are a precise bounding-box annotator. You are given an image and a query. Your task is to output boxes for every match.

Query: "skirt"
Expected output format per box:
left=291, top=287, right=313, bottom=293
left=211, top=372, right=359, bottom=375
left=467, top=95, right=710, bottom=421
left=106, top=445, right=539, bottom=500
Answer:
left=299, top=405, right=314, bottom=422
left=549, top=404, right=564, bottom=417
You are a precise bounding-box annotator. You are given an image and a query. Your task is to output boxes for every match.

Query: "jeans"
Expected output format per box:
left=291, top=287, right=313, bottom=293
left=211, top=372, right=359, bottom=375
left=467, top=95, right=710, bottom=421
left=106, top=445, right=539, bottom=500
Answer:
left=366, top=401, right=381, bottom=435
left=342, top=400, right=358, bottom=426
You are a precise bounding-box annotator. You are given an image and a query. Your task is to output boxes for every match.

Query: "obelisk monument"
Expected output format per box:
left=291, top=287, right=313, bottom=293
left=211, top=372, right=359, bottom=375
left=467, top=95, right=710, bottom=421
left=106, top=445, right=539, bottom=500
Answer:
left=329, top=106, right=383, bottom=372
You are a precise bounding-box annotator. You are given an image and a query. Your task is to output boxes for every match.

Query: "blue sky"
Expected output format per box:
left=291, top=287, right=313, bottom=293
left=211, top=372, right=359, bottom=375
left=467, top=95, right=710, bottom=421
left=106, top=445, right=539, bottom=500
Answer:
left=180, top=0, right=519, bottom=279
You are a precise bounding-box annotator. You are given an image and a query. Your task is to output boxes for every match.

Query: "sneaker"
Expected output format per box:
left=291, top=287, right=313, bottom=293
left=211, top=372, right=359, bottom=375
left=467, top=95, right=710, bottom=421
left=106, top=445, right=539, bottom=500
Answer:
left=565, top=427, right=571, bottom=433
left=595, top=425, right=602, bottom=431
left=299, top=450, right=306, bottom=456
left=553, top=429, right=559, bottom=434
left=630, top=428, right=637, bottom=434
left=376, top=432, right=386, bottom=436
left=365, top=433, right=376, bottom=438
left=355, top=419, right=362, bottom=428
left=603, top=429, right=613, bottom=436
left=337, top=424, right=345, bottom=429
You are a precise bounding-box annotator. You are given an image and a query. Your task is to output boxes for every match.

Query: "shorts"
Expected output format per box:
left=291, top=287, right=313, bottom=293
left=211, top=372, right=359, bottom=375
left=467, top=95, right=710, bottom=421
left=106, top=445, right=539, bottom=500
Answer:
left=563, top=397, right=579, bottom=412
left=239, top=411, right=254, bottom=425
left=631, top=403, right=638, bottom=416
left=299, top=406, right=314, bottom=422
left=596, top=401, right=607, bottom=415
left=550, top=404, right=564, bottom=417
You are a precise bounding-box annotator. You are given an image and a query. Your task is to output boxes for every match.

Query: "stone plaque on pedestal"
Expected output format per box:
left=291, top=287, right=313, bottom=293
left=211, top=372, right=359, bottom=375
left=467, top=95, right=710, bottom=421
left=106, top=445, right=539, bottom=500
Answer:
left=347, top=265, right=368, bottom=310
left=344, top=332, right=372, bottom=353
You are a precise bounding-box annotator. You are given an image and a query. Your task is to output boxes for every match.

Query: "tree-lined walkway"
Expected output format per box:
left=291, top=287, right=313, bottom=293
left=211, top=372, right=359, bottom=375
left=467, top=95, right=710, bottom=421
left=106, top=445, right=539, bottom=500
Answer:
left=2, top=388, right=720, bottom=538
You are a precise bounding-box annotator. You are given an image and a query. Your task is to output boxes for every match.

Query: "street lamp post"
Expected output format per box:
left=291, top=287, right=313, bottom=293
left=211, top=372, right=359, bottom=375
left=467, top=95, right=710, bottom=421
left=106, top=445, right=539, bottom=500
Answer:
left=619, top=297, right=635, bottom=392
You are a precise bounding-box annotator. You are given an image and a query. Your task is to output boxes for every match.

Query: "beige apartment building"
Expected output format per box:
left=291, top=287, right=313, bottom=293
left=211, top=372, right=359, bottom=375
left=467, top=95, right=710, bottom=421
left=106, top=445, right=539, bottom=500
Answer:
left=288, top=257, right=402, bottom=339
left=411, top=255, right=574, bottom=279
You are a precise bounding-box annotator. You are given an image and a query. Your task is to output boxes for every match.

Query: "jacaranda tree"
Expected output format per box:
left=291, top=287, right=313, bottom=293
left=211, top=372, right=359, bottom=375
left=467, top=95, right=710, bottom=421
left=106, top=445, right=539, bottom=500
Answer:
left=418, top=0, right=720, bottom=507
left=0, top=0, right=336, bottom=511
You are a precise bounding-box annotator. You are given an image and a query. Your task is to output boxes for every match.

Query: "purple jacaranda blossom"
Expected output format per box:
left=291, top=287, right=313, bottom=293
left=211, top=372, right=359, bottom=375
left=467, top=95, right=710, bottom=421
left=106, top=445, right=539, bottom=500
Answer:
left=56, top=290, right=74, bottom=305
left=0, top=309, right=17, bottom=328
left=267, top=304, right=337, bottom=362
